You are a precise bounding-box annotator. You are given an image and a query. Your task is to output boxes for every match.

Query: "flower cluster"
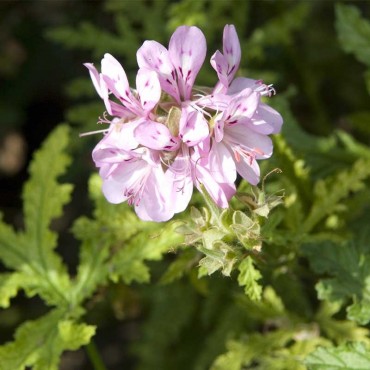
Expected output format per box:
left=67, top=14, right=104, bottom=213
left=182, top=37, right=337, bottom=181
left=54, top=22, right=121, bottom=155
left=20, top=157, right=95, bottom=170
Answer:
left=85, top=25, right=283, bottom=222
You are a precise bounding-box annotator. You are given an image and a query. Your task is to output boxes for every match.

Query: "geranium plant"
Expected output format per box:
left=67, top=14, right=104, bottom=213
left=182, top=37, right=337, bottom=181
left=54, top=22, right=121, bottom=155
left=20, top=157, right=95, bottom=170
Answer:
left=1, top=2, right=370, bottom=370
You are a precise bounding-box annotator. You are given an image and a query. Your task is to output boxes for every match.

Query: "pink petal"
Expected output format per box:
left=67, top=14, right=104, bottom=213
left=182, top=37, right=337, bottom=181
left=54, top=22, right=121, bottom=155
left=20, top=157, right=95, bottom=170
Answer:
left=101, top=53, right=130, bottom=89
left=179, top=108, right=209, bottom=146
left=226, top=124, right=273, bottom=159
left=136, top=167, right=174, bottom=222
left=222, top=25, right=241, bottom=83
left=210, top=50, right=229, bottom=92
left=193, top=164, right=233, bottom=208
left=252, top=103, right=283, bottom=134
left=101, top=54, right=144, bottom=115
left=93, top=145, right=131, bottom=166
left=222, top=88, right=259, bottom=125
left=102, top=178, right=128, bottom=204
left=169, top=26, right=206, bottom=101
left=92, top=120, right=142, bottom=166
left=235, top=158, right=260, bottom=185
left=98, top=163, right=115, bottom=178
left=210, top=25, right=241, bottom=93
left=165, top=146, right=193, bottom=213
left=219, top=182, right=236, bottom=200
left=137, top=40, right=180, bottom=102
left=84, top=63, right=112, bottom=114
left=213, top=89, right=258, bottom=142
left=228, top=77, right=258, bottom=95
left=135, top=121, right=180, bottom=150
left=214, top=116, right=225, bottom=143
left=208, top=141, right=237, bottom=183
left=108, top=101, right=136, bottom=119
left=118, top=155, right=151, bottom=186
left=84, top=63, right=106, bottom=99
left=136, top=67, right=161, bottom=112
left=102, top=75, right=141, bottom=116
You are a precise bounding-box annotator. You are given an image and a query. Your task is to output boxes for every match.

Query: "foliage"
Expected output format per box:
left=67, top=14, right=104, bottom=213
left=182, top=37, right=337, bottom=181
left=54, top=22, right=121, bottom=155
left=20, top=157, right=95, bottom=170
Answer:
left=305, top=342, right=370, bottom=370
left=2, top=1, right=370, bottom=370
left=0, top=126, right=95, bottom=369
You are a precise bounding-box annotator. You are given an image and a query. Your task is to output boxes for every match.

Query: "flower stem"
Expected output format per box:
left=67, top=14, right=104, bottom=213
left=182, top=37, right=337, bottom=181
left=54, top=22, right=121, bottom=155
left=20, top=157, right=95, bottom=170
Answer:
left=199, top=183, right=221, bottom=220
left=85, top=340, right=107, bottom=370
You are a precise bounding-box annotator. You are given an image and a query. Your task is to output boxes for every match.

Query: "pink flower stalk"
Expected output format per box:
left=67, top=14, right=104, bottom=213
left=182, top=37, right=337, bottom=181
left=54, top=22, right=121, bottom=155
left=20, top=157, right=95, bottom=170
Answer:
left=85, top=24, right=283, bottom=222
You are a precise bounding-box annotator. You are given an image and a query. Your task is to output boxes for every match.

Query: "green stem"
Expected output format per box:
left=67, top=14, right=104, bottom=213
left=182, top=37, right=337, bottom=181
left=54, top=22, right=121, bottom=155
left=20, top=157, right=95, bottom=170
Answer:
left=85, top=340, right=107, bottom=370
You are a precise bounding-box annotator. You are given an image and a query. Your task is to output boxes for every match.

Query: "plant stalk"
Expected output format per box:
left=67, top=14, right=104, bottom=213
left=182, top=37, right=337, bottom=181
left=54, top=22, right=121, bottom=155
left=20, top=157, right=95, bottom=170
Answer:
left=86, top=340, right=108, bottom=370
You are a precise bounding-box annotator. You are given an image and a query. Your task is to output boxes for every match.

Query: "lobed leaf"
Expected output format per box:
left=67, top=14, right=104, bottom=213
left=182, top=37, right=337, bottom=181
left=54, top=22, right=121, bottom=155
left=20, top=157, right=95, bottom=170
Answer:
left=212, top=329, right=327, bottom=370
left=111, top=222, right=183, bottom=284
left=0, top=125, right=73, bottom=307
left=335, top=4, right=370, bottom=67
left=0, top=310, right=95, bottom=370
left=0, top=272, right=25, bottom=308
left=237, top=256, right=262, bottom=301
left=306, top=342, right=370, bottom=370
left=303, top=235, right=370, bottom=325
left=303, top=159, right=370, bottom=233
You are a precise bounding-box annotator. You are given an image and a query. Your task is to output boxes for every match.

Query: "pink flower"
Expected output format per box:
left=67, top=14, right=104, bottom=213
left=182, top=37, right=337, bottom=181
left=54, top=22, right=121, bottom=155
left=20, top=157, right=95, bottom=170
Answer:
left=207, top=28, right=283, bottom=186
left=84, top=24, right=283, bottom=222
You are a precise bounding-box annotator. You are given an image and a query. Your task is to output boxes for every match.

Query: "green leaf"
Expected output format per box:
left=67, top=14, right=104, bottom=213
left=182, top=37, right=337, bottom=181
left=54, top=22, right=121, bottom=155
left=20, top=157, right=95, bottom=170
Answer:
left=0, top=310, right=95, bottom=370
left=198, top=239, right=240, bottom=277
left=231, top=210, right=261, bottom=250
left=202, top=228, right=228, bottom=250
left=46, top=22, right=133, bottom=59
left=23, top=125, right=73, bottom=302
left=247, top=3, right=310, bottom=61
left=0, top=272, right=25, bottom=308
left=273, top=95, right=366, bottom=179
left=315, top=302, right=370, bottom=345
left=198, top=183, right=223, bottom=227
left=306, top=342, right=370, bottom=370
left=72, top=238, right=111, bottom=306
left=58, top=320, right=96, bottom=351
left=211, top=340, right=249, bottom=370
left=237, top=256, right=262, bottom=301
left=212, top=329, right=327, bottom=370
left=303, top=236, right=370, bottom=325
left=110, top=222, right=183, bottom=284
left=237, top=286, right=285, bottom=321
left=303, top=159, right=370, bottom=233
left=73, top=174, right=183, bottom=287
left=0, top=125, right=73, bottom=307
left=336, top=4, right=370, bottom=67
left=0, top=221, right=25, bottom=274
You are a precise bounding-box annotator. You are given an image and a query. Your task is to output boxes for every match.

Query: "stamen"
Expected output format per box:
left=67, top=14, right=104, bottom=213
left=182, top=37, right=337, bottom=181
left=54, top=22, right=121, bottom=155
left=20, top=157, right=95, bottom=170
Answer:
left=98, top=111, right=111, bottom=124
left=124, top=165, right=150, bottom=207
left=189, top=102, right=213, bottom=119
left=254, top=81, right=276, bottom=97
left=253, top=147, right=265, bottom=156
left=79, top=128, right=110, bottom=137
left=232, top=145, right=256, bottom=165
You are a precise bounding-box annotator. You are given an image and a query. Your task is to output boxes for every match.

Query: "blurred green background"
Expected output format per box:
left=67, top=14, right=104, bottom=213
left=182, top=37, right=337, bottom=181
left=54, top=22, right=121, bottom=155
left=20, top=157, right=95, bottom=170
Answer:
left=1, top=1, right=370, bottom=369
